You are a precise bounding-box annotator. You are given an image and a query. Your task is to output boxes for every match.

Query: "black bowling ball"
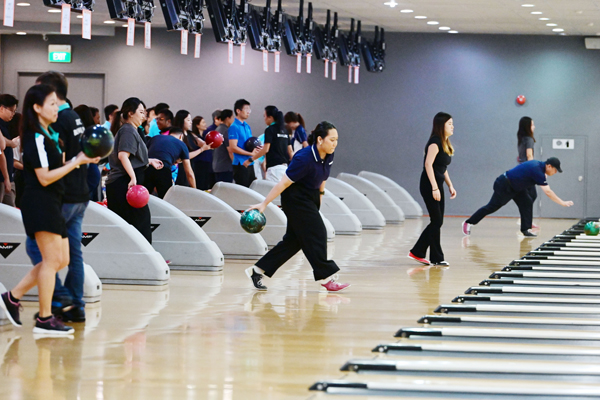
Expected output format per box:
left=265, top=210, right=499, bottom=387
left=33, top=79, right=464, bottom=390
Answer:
left=80, top=125, right=114, bottom=158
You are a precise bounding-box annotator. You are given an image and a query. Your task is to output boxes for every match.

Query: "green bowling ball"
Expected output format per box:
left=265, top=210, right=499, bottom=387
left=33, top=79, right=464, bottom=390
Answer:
left=240, top=209, right=267, bottom=234
left=584, top=222, right=599, bottom=236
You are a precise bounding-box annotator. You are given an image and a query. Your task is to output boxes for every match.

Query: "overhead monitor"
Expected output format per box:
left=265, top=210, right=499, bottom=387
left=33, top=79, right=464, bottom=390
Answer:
left=206, top=0, right=249, bottom=45
left=107, top=0, right=155, bottom=23
left=159, top=0, right=205, bottom=33
left=281, top=0, right=313, bottom=56
left=362, top=26, right=385, bottom=72
left=313, top=9, right=338, bottom=62
left=337, top=18, right=361, bottom=67
left=248, top=0, right=283, bottom=52
left=43, top=0, right=94, bottom=12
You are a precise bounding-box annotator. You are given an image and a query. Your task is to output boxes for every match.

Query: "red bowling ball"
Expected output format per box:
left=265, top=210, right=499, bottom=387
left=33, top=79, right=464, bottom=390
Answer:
left=205, top=130, right=224, bottom=149
left=126, top=185, right=150, bottom=208
left=516, top=95, right=526, bottom=105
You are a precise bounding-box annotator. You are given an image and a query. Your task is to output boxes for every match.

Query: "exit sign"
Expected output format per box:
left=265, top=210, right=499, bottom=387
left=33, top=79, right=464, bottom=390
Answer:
left=48, top=45, right=72, bottom=63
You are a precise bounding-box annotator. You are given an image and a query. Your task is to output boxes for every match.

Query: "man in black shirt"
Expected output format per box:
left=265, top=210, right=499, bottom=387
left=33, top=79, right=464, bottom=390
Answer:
left=0, top=94, right=19, bottom=206
left=27, top=71, right=92, bottom=322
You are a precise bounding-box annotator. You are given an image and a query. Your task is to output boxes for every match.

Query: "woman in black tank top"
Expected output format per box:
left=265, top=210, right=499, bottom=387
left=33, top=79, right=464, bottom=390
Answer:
left=408, top=112, right=457, bottom=266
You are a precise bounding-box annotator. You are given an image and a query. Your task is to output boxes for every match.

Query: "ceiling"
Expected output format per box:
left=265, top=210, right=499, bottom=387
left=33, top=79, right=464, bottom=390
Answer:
left=1, top=0, right=600, bottom=36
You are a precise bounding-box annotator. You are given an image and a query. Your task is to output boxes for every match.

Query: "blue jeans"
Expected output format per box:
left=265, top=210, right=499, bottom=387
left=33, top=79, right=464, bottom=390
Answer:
left=26, top=202, right=88, bottom=308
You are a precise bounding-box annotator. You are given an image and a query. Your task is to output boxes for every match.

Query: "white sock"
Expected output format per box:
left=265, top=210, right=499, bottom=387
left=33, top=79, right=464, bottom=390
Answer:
left=320, top=277, right=333, bottom=284
left=253, top=266, right=265, bottom=274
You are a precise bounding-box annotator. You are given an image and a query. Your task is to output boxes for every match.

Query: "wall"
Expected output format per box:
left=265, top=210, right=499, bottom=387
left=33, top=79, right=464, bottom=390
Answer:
left=2, top=28, right=600, bottom=217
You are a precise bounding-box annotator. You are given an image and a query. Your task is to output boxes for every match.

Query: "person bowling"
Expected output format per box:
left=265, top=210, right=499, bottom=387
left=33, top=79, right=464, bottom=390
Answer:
left=463, top=157, right=573, bottom=237
left=408, top=112, right=457, bottom=266
left=244, top=121, right=350, bottom=292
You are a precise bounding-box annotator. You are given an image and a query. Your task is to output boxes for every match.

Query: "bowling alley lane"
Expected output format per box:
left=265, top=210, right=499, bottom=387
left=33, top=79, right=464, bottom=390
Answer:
left=0, top=217, right=578, bottom=400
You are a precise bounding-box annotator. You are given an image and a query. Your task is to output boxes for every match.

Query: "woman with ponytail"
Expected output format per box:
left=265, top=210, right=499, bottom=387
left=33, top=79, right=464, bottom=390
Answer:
left=284, top=111, right=308, bottom=154
left=106, top=98, right=162, bottom=243
left=172, top=110, right=210, bottom=188
left=516, top=116, right=539, bottom=229
left=244, top=121, right=350, bottom=292
left=0, top=84, right=99, bottom=335
left=408, top=112, right=457, bottom=267
left=252, top=105, right=293, bottom=182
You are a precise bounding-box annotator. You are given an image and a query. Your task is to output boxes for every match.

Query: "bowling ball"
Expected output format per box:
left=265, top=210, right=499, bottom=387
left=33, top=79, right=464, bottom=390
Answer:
left=516, top=95, right=526, bottom=105
left=205, top=130, right=224, bottom=149
left=244, top=136, right=261, bottom=152
left=126, top=185, right=150, bottom=208
left=240, top=209, right=266, bottom=234
left=80, top=125, right=114, bottom=158
left=584, top=222, right=599, bottom=236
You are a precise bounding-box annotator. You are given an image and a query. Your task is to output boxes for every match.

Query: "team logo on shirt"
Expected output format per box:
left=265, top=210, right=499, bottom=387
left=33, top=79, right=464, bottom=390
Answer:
left=151, top=224, right=160, bottom=232
left=81, top=232, right=99, bottom=247
left=0, top=242, right=20, bottom=259
left=191, top=217, right=211, bottom=227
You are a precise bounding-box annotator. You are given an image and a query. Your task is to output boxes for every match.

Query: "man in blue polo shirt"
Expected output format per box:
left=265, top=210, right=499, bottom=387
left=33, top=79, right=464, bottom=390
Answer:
left=228, top=99, right=260, bottom=187
left=463, top=157, right=573, bottom=237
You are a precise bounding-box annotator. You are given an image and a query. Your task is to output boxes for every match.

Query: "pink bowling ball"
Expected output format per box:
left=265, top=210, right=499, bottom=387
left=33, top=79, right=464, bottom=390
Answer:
left=126, top=185, right=150, bottom=208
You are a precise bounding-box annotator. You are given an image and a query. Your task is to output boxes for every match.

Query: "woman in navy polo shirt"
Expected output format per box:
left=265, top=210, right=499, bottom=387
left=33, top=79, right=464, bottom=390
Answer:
left=284, top=112, right=308, bottom=155
left=0, top=84, right=98, bottom=335
left=244, top=121, right=350, bottom=292
left=408, top=112, right=457, bottom=267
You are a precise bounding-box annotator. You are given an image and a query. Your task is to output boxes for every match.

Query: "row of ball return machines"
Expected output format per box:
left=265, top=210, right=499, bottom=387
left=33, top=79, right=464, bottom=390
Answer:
left=309, top=218, right=600, bottom=399
left=0, top=171, right=421, bottom=308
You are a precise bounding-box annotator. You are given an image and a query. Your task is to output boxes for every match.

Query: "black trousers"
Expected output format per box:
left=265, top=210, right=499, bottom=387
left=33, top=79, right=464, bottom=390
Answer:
left=233, top=164, right=256, bottom=188
left=411, top=172, right=445, bottom=263
left=106, top=167, right=152, bottom=243
left=193, top=159, right=215, bottom=190
left=175, top=164, right=189, bottom=187
left=466, top=174, right=533, bottom=232
left=143, top=165, right=173, bottom=199
left=214, top=171, right=234, bottom=183
left=256, top=183, right=340, bottom=281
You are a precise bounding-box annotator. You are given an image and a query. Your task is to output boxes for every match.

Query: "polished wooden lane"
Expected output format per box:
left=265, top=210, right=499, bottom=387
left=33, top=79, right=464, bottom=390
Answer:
left=0, top=217, right=579, bottom=399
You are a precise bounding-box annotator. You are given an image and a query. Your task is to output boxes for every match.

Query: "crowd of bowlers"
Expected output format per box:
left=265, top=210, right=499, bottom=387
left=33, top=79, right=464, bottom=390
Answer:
left=0, top=70, right=348, bottom=337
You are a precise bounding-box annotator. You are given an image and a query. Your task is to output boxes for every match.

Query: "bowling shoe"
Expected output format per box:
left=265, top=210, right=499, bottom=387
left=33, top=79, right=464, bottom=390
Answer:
left=61, top=307, right=86, bottom=323
left=245, top=267, right=268, bottom=291
left=0, top=292, right=22, bottom=327
left=407, top=252, right=430, bottom=265
left=521, top=229, right=537, bottom=237
left=321, top=277, right=350, bottom=292
left=33, top=316, right=74, bottom=335
left=462, top=220, right=472, bottom=236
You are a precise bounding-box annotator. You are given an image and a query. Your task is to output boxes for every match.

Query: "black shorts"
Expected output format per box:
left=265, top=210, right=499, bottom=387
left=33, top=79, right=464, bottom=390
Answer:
left=20, top=189, right=67, bottom=239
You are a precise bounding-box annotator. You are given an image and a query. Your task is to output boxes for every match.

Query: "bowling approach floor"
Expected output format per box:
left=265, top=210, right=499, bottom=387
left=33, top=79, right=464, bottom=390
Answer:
left=0, top=217, right=579, bottom=400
